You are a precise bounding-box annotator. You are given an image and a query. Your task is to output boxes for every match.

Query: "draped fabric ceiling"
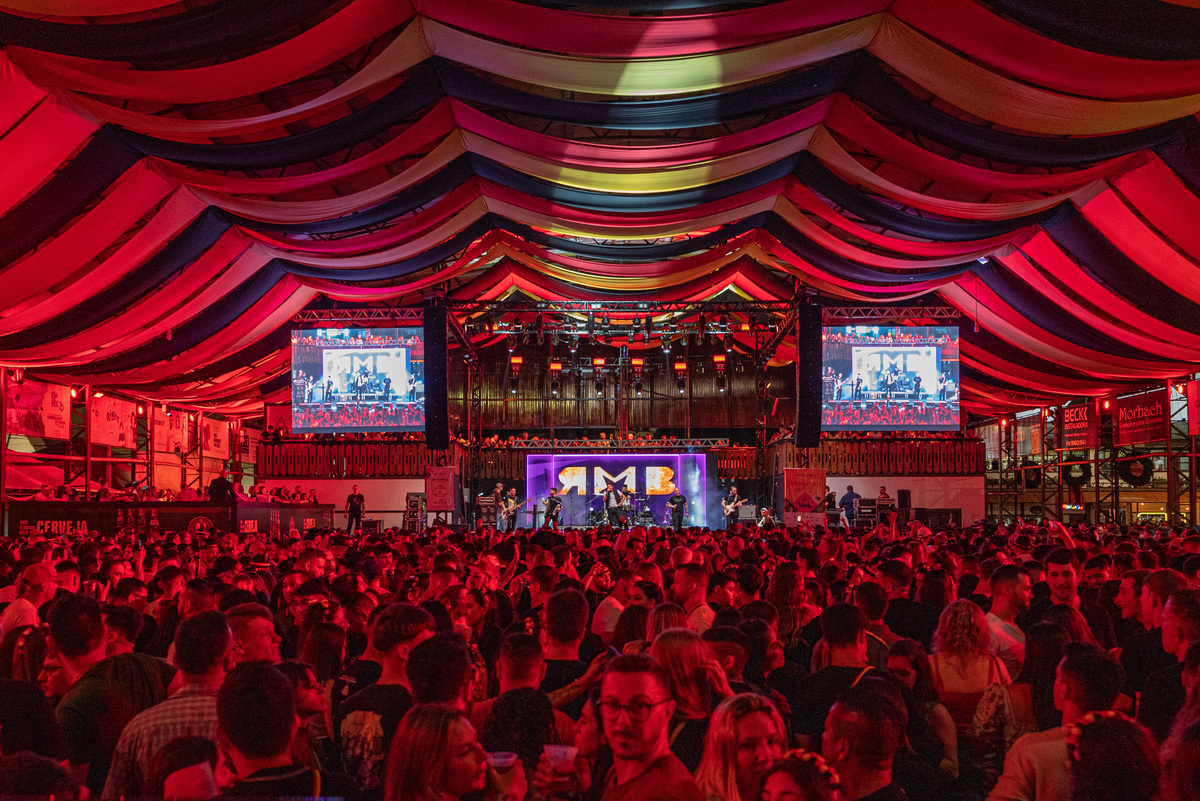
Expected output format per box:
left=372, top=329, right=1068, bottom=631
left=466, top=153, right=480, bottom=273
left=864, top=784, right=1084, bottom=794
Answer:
left=3, top=0, right=1200, bottom=417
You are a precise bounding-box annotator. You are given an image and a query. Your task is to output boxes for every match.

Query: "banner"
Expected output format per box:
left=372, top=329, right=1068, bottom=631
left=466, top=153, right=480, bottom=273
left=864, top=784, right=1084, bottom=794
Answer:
left=426, top=465, right=455, bottom=511
left=781, top=467, right=827, bottom=526
left=8, top=500, right=233, bottom=538
left=153, top=407, right=187, bottom=453
left=5, top=379, right=71, bottom=439
left=1113, top=390, right=1168, bottom=447
left=1059, top=402, right=1096, bottom=450
left=202, top=418, right=230, bottom=459
left=89, top=395, right=139, bottom=449
left=1188, top=381, right=1199, bottom=438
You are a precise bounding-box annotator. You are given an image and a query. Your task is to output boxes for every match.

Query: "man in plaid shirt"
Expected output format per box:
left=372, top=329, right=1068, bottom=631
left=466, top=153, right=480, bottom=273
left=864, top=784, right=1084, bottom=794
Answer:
left=102, top=612, right=233, bottom=799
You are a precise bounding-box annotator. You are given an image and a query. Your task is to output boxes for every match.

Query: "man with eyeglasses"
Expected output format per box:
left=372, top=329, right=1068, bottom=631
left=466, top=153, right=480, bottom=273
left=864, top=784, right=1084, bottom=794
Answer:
left=595, top=653, right=703, bottom=801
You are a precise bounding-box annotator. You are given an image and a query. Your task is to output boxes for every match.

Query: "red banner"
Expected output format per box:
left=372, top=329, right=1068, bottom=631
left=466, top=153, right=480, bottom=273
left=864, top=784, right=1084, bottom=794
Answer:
left=1113, top=390, right=1168, bottom=447
left=1059, top=403, right=1096, bottom=450
left=1188, top=381, right=1199, bottom=438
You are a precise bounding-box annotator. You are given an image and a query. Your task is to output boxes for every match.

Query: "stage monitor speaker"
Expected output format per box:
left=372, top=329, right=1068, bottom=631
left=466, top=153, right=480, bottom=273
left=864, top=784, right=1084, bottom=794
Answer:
left=423, top=302, right=449, bottom=450
left=794, top=303, right=822, bottom=448
left=897, top=489, right=912, bottom=509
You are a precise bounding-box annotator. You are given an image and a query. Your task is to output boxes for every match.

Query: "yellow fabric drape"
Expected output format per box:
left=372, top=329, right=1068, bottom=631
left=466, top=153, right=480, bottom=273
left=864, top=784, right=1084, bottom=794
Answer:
left=422, top=15, right=882, bottom=96
left=869, top=16, right=1200, bottom=134
left=461, top=127, right=815, bottom=193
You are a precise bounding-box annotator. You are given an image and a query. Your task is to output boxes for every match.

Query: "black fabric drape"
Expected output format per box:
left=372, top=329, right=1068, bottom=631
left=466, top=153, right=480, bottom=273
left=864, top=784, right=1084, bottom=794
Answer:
left=794, top=153, right=1059, bottom=241
left=80, top=261, right=290, bottom=374
left=119, top=62, right=443, bottom=169
left=980, top=0, right=1200, bottom=60
left=0, top=128, right=142, bottom=271
left=0, top=209, right=231, bottom=350
left=762, top=212, right=973, bottom=286
left=1039, top=204, right=1200, bottom=336
left=216, top=154, right=475, bottom=234
left=972, top=260, right=1169, bottom=361
left=278, top=215, right=494, bottom=282
left=0, top=0, right=342, bottom=63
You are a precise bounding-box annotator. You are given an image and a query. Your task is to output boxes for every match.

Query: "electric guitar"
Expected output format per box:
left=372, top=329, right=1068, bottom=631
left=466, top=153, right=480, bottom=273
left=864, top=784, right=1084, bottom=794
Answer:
left=504, top=496, right=535, bottom=520
left=722, top=498, right=746, bottom=515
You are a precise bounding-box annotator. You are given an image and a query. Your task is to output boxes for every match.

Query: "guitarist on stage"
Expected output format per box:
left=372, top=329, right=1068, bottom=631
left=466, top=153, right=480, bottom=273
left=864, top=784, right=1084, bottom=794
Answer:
left=543, top=487, right=562, bottom=532
left=503, top=488, right=520, bottom=534
left=722, top=485, right=745, bottom=531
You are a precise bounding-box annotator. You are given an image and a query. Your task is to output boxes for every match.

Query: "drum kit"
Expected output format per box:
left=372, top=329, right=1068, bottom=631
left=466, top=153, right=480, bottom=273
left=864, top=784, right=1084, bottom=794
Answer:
left=584, top=494, right=657, bottom=526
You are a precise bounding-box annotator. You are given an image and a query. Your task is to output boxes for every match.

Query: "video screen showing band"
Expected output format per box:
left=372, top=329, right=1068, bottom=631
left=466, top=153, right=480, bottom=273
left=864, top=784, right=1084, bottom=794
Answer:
left=821, top=325, right=960, bottom=432
left=290, top=328, right=425, bottom=433
left=525, top=453, right=707, bottom=529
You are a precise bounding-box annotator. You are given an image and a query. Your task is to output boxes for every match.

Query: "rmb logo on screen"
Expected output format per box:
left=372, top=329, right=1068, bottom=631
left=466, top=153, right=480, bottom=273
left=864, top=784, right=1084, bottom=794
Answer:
left=557, top=465, right=679, bottom=495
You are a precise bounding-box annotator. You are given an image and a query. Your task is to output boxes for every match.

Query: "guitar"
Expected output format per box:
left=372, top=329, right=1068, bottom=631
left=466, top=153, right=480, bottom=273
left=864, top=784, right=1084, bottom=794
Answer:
left=504, top=496, right=535, bottom=520
left=722, top=498, right=746, bottom=515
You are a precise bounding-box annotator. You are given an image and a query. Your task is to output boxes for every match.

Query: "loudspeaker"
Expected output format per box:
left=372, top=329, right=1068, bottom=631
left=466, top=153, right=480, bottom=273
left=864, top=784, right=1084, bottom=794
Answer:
left=423, top=301, right=449, bottom=450
left=794, top=303, right=822, bottom=448
left=897, top=488, right=912, bottom=509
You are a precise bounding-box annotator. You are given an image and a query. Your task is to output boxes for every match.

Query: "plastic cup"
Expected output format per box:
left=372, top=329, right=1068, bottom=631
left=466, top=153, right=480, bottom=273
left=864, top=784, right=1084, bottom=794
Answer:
left=543, top=744, right=578, bottom=769
left=487, top=752, right=519, bottom=774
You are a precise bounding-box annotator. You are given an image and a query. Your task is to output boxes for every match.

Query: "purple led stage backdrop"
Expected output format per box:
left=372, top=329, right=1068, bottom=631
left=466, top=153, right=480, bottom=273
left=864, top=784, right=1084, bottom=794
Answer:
left=525, top=453, right=707, bottom=528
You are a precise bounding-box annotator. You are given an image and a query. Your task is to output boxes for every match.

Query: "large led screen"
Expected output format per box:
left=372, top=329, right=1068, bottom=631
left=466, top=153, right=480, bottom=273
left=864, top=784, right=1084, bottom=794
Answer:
left=821, top=326, right=959, bottom=432
left=291, top=328, right=424, bottom=433
left=525, top=453, right=707, bottom=529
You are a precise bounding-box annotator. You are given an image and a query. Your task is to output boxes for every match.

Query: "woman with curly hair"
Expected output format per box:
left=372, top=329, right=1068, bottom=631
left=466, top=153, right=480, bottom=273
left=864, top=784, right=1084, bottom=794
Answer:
left=694, top=694, right=786, bottom=801
left=929, top=600, right=1010, bottom=735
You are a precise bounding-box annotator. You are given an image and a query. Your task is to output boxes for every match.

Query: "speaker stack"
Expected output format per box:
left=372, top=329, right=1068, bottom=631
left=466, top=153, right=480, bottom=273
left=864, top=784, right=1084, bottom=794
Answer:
left=423, top=301, right=449, bottom=450
left=794, top=303, right=822, bottom=448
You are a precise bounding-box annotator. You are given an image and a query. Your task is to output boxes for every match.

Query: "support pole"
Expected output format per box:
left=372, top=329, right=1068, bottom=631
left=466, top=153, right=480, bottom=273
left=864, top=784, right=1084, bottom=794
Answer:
left=84, top=388, right=92, bottom=500
left=0, top=368, right=8, bottom=534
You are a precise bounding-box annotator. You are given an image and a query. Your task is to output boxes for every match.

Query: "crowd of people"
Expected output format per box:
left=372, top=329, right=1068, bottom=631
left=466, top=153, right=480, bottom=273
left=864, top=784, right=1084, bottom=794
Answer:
left=292, top=404, right=426, bottom=433
left=822, top=404, right=960, bottom=430
left=19, top=480, right=321, bottom=505
left=0, top=514, right=1198, bottom=801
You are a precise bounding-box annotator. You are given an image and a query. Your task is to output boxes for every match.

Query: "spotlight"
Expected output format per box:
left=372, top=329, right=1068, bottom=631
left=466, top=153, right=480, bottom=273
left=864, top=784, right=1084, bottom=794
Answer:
left=70, top=388, right=78, bottom=398
left=663, top=338, right=672, bottom=354
left=93, top=391, right=104, bottom=398
left=595, top=376, right=605, bottom=396
left=634, top=378, right=644, bottom=396
left=510, top=375, right=518, bottom=395
left=569, top=339, right=578, bottom=353
left=717, top=374, right=726, bottom=393
left=677, top=376, right=686, bottom=395
left=723, top=334, right=733, bottom=352
left=137, top=406, right=145, bottom=415
left=551, top=378, right=560, bottom=396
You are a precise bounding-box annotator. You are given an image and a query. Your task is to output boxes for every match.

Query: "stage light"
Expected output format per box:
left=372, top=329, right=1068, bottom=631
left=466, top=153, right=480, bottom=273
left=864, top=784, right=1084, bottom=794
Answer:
left=1000, top=418, right=1008, bottom=427
left=717, top=374, right=726, bottom=393
left=602, top=314, right=610, bottom=328
left=595, top=376, right=605, bottom=395
left=510, top=375, right=518, bottom=395
left=551, top=378, right=560, bottom=396
left=633, top=316, right=641, bottom=329
left=569, top=339, right=578, bottom=353
left=630, top=357, right=644, bottom=368
left=634, top=379, right=644, bottom=396
left=507, top=337, right=515, bottom=353
left=137, top=406, right=145, bottom=415
left=70, top=388, right=78, bottom=398
left=549, top=361, right=563, bottom=372
left=673, top=361, right=688, bottom=372
left=587, top=312, right=595, bottom=336
left=723, top=334, right=733, bottom=352
left=551, top=331, right=560, bottom=346
left=1103, top=399, right=1111, bottom=409
left=93, top=391, right=104, bottom=398
left=510, top=355, right=524, bottom=366
left=592, top=357, right=606, bottom=367
left=677, top=376, right=686, bottom=394
left=663, top=338, right=672, bottom=354
left=712, top=354, right=726, bottom=365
